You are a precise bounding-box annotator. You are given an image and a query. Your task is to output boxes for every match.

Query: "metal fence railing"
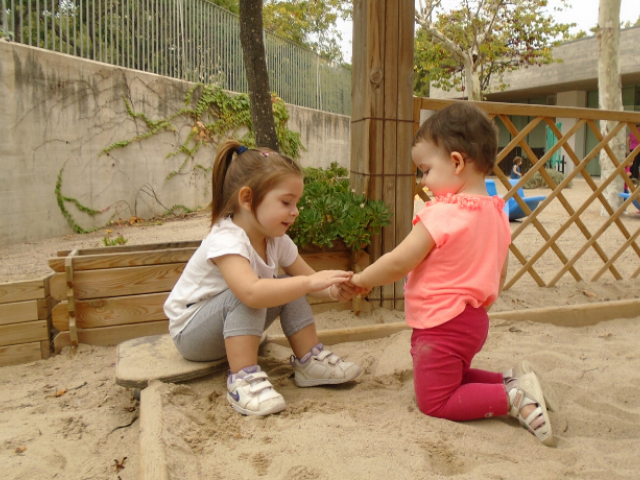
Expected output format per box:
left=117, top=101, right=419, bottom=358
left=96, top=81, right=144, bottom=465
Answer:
left=1, top=0, right=352, bottom=115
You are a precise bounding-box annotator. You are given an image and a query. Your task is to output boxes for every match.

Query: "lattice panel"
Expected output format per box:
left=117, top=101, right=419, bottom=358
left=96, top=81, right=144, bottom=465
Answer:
left=414, top=98, right=640, bottom=289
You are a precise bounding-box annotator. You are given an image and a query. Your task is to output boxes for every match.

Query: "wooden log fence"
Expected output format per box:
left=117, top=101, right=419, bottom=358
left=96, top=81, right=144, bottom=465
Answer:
left=48, top=242, right=370, bottom=352
left=413, top=97, right=640, bottom=289
left=0, top=275, right=55, bottom=366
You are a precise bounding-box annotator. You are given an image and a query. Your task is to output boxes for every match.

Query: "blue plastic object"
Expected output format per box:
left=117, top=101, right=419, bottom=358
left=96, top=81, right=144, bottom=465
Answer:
left=619, top=192, right=640, bottom=210
left=485, top=179, right=510, bottom=217
left=506, top=179, right=546, bottom=221
left=485, top=179, right=546, bottom=221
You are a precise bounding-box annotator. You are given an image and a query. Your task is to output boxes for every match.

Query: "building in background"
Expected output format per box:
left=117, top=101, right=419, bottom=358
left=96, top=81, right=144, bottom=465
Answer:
left=430, top=26, right=640, bottom=176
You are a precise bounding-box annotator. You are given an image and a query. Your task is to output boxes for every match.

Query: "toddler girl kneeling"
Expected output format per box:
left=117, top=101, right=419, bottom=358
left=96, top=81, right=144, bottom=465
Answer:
left=352, top=103, right=557, bottom=446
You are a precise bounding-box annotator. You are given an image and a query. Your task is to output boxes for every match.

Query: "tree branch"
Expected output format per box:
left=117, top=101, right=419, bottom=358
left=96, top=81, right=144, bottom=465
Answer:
left=416, top=4, right=467, bottom=63
left=478, top=0, right=505, bottom=46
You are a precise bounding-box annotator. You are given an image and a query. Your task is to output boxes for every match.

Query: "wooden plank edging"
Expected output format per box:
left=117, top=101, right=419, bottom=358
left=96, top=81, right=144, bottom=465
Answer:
left=0, top=321, right=49, bottom=347
left=0, top=274, right=52, bottom=304
left=267, top=298, right=640, bottom=346
left=48, top=247, right=199, bottom=272
left=0, top=342, right=44, bottom=367
left=139, top=380, right=170, bottom=480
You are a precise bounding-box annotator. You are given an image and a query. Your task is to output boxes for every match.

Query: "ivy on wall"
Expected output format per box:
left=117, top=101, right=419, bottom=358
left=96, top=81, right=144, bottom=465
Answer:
left=56, top=85, right=304, bottom=234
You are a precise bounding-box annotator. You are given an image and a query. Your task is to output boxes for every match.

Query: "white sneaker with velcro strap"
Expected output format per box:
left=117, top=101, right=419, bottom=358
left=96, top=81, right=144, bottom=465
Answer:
left=290, top=343, right=362, bottom=387
left=226, top=365, right=286, bottom=416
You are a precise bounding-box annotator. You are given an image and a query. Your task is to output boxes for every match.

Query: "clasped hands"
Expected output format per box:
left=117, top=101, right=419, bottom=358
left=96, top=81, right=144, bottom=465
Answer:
left=331, top=272, right=371, bottom=303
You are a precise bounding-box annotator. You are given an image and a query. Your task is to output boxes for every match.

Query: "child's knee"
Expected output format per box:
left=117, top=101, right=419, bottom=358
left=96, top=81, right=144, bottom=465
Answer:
left=414, top=387, right=447, bottom=418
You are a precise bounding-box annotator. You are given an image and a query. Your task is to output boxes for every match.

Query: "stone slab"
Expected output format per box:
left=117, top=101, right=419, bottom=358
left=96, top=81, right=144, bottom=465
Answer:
left=115, top=334, right=227, bottom=389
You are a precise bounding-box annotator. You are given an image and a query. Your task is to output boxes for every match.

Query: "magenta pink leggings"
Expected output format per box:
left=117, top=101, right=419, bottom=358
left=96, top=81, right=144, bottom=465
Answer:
left=411, top=304, right=509, bottom=421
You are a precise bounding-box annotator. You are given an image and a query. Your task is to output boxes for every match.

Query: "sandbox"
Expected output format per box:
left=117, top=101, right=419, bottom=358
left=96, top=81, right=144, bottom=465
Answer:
left=135, top=307, right=640, bottom=480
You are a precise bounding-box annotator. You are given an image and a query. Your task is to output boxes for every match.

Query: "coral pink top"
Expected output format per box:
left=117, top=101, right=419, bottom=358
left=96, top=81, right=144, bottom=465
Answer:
left=405, top=193, right=511, bottom=329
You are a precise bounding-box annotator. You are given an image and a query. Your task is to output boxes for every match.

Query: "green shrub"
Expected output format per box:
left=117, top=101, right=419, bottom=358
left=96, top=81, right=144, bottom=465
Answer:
left=523, top=168, right=572, bottom=189
left=288, top=163, right=393, bottom=252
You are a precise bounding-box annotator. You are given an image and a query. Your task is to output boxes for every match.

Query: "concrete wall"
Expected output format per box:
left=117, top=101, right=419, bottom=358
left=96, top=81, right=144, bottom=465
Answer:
left=431, top=26, right=640, bottom=101
left=0, top=41, right=350, bottom=246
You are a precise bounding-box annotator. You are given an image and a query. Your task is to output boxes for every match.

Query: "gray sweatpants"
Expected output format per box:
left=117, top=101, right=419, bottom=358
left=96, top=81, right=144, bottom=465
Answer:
left=173, top=288, right=315, bottom=362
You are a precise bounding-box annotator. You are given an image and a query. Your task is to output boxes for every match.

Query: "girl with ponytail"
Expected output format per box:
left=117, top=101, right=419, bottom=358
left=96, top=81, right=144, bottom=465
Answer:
left=164, top=140, right=363, bottom=416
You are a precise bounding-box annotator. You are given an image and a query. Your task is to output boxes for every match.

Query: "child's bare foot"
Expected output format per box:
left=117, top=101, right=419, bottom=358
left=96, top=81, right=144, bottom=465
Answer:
left=506, top=372, right=554, bottom=446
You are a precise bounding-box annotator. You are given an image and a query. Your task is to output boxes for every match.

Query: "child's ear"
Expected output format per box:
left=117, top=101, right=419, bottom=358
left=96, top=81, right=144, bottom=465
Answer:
left=451, top=152, right=465, bottom=175
left=238, top=187, right=253, bottom=211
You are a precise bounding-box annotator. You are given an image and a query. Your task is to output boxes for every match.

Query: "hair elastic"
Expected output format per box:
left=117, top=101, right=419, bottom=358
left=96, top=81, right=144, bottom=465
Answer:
left=236, top=145, right=248, bottom=155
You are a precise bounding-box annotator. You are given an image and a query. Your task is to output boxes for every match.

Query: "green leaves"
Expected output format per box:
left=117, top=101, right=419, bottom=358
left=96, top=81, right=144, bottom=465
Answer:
left=288, top=164, right=393, bottom=252
left=415, top=0, right=574, bottom=98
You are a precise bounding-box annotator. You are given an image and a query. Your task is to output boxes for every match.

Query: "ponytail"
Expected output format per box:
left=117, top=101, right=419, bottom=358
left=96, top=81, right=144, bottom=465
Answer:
left=210, top=140, right=241, bottom=225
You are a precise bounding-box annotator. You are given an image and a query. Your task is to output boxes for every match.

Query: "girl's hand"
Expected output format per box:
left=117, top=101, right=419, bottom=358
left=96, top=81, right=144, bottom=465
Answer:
left=350, top=273, right=364, bottom=287
left=334, top=281, right=371, bottom=302
left=308, top=270, right=352, bottom=293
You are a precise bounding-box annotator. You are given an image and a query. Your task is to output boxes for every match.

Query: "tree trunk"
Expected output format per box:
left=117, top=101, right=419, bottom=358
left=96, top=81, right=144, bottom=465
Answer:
left=239, top=0, right=279, bottom=151
left=463, top=58, right=482, bottom=101
left=597, top=0, right=624, bottom=215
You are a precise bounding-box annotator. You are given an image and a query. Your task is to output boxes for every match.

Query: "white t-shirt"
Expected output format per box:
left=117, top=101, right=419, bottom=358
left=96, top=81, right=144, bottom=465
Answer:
left=164, top=217, right=299, bottom=337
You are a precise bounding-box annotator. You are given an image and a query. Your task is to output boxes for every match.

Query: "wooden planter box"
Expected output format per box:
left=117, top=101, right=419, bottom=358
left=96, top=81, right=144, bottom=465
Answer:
left=0, top=275, right=55, bottom=366
left=49, top=241, right=369, bottom=351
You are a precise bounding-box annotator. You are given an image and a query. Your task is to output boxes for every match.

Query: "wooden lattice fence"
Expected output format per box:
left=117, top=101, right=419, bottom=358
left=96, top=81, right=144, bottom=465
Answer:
left=413, top=98, right=640, bottom=290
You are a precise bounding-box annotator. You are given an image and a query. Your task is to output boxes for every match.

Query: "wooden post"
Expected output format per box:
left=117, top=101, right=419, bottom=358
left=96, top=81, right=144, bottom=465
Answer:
left=351, top=0, right=415, bottom=310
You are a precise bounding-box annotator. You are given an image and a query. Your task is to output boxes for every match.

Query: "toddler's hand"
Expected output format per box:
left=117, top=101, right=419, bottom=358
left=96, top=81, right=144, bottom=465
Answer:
left=350, top=273, right=364, bottom=288
left=332, top=281, right=360, bottom=302
left=308, top=270, right=352, bottom=293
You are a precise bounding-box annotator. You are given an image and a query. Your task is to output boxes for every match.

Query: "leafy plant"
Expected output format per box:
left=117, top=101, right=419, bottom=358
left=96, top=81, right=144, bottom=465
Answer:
left=288, top=163, right=393, bottom=252
left=102, top=230, right=128, bottom=247
left=524, top=168, right=572, bottom=189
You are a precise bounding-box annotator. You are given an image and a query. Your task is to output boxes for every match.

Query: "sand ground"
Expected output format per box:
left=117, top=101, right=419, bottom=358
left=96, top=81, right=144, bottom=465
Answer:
left=1, top=177, right=640, bottom=479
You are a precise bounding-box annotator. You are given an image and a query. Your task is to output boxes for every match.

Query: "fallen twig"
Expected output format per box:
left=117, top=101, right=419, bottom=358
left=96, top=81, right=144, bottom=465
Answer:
left=107, top=414, right=139, bottom=435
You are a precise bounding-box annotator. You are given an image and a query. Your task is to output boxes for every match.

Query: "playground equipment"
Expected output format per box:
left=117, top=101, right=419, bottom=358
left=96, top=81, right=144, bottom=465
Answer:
left=485, top=179, right=546, bottom=221
left=619, top=192, right=640, bottom=210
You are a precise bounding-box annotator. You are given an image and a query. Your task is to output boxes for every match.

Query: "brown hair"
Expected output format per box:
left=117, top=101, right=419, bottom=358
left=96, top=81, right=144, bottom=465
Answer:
left=513, top=156, right=523, bottom=165
left=413, top=102, right=498, bottom=175
left=210, top=140, right=302, bottom=226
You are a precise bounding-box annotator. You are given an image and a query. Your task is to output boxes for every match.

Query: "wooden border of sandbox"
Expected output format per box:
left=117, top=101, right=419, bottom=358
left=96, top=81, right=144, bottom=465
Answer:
left=265, top=297, right=640, bottom=347
left=136, top=297, right=640, bottom=480
left=48, top=241, right=370, bottom=353
left=0, top=274, right=56, bottom=366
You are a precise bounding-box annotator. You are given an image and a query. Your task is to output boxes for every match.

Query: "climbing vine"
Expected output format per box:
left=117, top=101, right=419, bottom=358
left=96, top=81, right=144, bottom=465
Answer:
left=55, top=166, right=106, bottom=234
left=103, top=84, right=304, bottom=179
left=56, top=84, right=305, bottom=234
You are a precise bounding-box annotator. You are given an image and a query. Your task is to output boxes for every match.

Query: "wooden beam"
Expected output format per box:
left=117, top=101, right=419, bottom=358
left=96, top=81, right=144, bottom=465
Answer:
left=51, top=291, right=369, bottom=331
left=50, top=263, right=186, bottom=301
left=266, top=322, right=410, bottom=348
left=56, top=240, right=201, bottom=258
left=0, top=320, right=49, bottom=346
left=0, top=300, right=39, bottom=325
left=48, top=247, right=198, bottom=272
left=52, top=292, right=170, bottom=330
left=267, top=298, right=640, bottom=347
left=0, top=341, right=43, bottom=367
left=139, top=381, right=170, bottom=480
left=0, top=275, right=51, bottom=304
left=490, top=298, right=640, bottom=327
left=40, top=340, right=51, bottom=360
left=351, top=0, right=414, bottom=310
left=53, top=320, right=170, bottom=353
left=416, top=97, right=640, bottom=123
